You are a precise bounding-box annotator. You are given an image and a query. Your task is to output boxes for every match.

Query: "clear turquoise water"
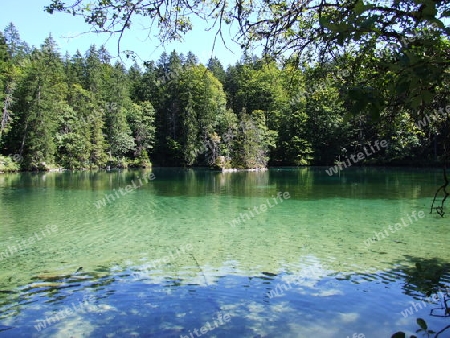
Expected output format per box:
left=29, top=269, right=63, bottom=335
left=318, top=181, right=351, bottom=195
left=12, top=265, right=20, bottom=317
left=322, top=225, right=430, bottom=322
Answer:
left=0, top=167, right=449, bottom=337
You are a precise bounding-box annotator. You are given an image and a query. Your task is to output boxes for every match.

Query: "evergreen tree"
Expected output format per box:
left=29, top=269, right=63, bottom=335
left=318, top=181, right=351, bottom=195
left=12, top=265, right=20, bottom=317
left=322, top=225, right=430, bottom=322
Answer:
left=127, top=101, right=155, bottom=166
left=103, top=62, right=135, bottom=163
left=207, top=57, right=226, bottom=85
left=3, top=23, right=29, bottom=61
left=0, top=32, right=15, bottom=144
left=9, top=36, right=66, bottom=169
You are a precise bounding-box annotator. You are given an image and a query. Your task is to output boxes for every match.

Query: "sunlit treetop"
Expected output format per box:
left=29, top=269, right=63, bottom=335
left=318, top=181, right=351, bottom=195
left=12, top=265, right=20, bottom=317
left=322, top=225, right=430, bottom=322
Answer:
left=45, top=0, right=450, bottom=115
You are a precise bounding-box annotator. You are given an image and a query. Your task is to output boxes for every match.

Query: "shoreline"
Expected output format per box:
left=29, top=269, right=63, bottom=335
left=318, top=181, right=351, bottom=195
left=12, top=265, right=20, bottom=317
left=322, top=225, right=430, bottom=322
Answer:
left=221, top=168, right=268, bottom=173
left=1, top=164, right=448, bottom=175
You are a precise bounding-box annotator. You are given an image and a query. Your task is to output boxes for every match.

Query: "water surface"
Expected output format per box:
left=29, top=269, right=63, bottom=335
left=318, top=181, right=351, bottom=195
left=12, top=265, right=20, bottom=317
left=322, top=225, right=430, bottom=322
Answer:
left=0, top=168, right=449, bottom=337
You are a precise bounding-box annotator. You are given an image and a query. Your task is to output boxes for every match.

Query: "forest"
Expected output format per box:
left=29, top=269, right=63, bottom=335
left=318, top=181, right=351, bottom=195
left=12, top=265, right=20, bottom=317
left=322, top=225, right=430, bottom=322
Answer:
left=0, top=21, right=449, bottom=171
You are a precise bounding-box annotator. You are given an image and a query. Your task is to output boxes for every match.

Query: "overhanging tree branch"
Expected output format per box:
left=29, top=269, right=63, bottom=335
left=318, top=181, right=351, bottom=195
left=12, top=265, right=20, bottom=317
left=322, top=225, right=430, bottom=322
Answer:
left=430, top=166, right=449, bottom=217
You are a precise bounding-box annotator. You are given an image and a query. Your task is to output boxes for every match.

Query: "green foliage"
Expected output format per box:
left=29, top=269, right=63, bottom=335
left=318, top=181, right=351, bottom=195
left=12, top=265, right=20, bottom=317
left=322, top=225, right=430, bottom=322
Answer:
left=0, top=155, right=20, bottom=172
left=278, top=111, right=314, bottom=166
left=55, top=103, right=90, bottom=169
left=0, top=31, right=16, bottom=143
left=127, top=101, right=155, bottom=167
left=233, top=110, right=277, bottom=169
left=1, top=21, right=449, bottom=171
left=42, top=0, right=450, bottom=165
left=391, top=317, right=444, bottom=338
left=8, top=36, right=67, bottom=170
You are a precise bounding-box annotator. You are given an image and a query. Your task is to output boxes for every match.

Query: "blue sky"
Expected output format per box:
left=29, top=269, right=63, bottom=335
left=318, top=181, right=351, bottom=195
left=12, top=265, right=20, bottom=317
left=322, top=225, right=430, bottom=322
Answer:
left=0, top=0, right=243, bottom=67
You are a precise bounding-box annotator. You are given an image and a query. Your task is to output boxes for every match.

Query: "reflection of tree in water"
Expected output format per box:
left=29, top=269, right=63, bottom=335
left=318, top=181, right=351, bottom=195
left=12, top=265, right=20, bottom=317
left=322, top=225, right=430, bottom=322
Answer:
left=400, top=257, right=449, bottom=297
left=392, top=257, right=450, bottom=338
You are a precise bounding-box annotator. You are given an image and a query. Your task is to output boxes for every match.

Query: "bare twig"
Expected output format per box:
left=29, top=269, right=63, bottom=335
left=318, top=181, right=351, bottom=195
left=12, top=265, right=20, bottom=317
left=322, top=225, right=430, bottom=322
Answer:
left=430, top=166, right=449, bottom=217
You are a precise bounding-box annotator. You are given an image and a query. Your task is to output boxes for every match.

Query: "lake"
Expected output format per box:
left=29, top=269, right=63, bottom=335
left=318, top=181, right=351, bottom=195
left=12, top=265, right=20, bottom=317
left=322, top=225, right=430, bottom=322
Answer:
left=0, top=167, right=449, bottom=337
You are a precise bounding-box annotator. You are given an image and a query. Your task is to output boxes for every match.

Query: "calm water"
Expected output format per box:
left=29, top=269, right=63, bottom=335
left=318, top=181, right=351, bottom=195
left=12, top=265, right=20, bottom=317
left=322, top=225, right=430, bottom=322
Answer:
left=0, top=167, right=449, bottom=338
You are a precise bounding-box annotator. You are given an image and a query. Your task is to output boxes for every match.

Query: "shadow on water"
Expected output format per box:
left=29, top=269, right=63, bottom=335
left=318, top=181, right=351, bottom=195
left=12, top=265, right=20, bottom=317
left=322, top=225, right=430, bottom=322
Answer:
left=396, top=257, right=450, bottom=297
left=387, top=256, right=450, bottom=338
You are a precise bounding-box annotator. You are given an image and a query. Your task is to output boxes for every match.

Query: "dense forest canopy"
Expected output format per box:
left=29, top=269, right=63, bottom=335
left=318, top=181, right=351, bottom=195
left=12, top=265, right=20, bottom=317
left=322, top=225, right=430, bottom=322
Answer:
left=44, top=0, right=450, bottom=110
left=0, top=11, right=449, bottom=171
